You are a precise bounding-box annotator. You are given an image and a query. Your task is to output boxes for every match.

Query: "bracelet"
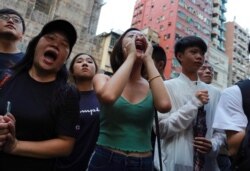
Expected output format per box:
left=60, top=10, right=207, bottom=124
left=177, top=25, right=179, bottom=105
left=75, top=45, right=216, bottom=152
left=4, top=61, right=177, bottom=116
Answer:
left=148, top=75, right=161, bottom=83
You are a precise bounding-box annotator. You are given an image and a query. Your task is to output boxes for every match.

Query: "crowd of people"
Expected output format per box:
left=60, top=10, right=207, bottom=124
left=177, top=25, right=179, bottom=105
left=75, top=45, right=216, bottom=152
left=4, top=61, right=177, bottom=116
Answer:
left=0, top=7, right=250, bottom=171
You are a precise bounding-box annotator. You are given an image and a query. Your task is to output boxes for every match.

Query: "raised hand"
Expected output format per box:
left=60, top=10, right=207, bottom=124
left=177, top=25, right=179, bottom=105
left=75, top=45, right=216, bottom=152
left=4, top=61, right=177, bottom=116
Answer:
left=142, top=39, right=153, bottom=62
left=123, top=33, right=137, bottom=60
left=2, top=114, right=18, bottom=153
left=195, top=90, right=209, bottom=105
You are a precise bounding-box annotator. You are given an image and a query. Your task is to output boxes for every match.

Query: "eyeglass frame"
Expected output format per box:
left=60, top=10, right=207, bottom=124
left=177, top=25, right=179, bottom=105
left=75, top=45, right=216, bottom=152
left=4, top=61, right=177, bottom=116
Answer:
left=0, top=14, right=22, bottom=24
left=43, top=33, right=70, bottom=51
left=199, top=65, right=214, bottom=72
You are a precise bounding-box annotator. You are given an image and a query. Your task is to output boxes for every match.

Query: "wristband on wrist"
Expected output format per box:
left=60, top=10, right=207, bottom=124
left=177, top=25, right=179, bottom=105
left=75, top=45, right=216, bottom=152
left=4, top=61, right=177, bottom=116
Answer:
left=148, top=75, right=161, bottom=83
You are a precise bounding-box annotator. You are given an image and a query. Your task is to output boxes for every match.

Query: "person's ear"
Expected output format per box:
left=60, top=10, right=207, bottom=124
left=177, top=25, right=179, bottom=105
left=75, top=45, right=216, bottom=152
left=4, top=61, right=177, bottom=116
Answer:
left=158, top=61, right=165, bottom=70
left=17, top=32, right=24, bottom=41
left=176, top=52, right=183, bottom=63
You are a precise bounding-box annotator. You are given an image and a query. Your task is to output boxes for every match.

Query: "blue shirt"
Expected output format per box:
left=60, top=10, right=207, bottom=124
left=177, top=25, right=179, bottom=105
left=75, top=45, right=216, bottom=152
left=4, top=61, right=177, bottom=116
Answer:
left=0, top=52, right=24, bottom=77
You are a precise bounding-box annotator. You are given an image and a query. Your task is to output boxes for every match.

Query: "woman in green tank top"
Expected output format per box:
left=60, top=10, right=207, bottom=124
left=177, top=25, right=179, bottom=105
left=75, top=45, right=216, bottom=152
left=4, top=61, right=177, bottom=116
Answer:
left=87, top=28, right=171, bottom=171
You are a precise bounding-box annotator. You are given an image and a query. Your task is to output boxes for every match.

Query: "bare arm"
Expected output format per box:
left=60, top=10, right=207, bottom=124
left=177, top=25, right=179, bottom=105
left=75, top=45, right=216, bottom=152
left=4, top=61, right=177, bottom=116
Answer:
left=3, top=114, right=75, bottom=158
left=8, top=136, right=75, bottom=158
left=93, top=37, right=137, bottom=104
left=226, top=130, right=245, bottom=156
left=143, top=42, right=171, bottom=113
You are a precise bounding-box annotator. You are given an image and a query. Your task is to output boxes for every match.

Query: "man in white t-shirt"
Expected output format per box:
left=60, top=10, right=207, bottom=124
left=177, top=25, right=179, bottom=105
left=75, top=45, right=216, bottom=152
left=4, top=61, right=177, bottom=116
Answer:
left=213, top=42, right=250, bottom=170
left=212, top=80, right=249, bottom=170
left=212, top=85, right=247, bottom=153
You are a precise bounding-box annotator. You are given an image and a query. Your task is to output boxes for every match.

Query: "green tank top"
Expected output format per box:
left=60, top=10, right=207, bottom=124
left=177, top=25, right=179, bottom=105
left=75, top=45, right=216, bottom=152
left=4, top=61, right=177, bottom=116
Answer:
left=97, top=92, right=154, bottom=152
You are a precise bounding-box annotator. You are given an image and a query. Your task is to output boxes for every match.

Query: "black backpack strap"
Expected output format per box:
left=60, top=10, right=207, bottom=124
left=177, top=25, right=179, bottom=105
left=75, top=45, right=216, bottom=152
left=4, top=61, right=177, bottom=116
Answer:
left=237, top=79, right=250, bottom=117
left=232, top=79, right=250, bottom=170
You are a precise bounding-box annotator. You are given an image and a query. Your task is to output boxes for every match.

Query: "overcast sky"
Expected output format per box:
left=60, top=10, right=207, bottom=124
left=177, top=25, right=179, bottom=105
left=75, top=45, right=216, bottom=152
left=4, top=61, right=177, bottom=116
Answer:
left=96, top=0, right=250, bottom=35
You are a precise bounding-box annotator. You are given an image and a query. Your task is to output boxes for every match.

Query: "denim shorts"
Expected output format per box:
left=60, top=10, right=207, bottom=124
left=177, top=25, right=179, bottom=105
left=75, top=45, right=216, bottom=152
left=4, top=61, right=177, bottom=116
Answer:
left=87, top=146, right=154, bottom=171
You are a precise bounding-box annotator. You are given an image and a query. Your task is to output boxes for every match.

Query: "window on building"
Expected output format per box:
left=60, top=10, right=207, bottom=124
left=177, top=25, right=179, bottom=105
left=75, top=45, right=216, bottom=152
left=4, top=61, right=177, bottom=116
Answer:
left=160, top=25, right=164, bottom=31
left=176, top=22, right=183, bottom=29
left=148, top=36, right=152, bottom=41
left=170, top=11, right=174, bottom=17
left=179, top=0, right=185, bottom=6
left=110, top=37, right=116, bottom=48
left=164, top=34, right=171, bottom=40
left=214, top=71, right=218, bottom=80
left=163, top=4, right=167, bottom=11
left=34, top=0, right=51, bottom=14
left=175, top=33, right=182, bottom=40
left=178, top=10, right=186, bottom=20
left=26, top=3, right=33, bottom=18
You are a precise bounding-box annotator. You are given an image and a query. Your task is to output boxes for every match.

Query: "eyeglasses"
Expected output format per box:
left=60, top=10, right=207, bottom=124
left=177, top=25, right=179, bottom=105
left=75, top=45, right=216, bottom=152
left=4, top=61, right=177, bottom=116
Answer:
left=43, top=33, right=70, bottom=49
left=0, top=14, right=22, bottom=24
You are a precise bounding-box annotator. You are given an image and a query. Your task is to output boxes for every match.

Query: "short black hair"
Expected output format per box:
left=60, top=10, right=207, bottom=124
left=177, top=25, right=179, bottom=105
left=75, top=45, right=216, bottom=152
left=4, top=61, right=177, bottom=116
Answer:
left=174, top=36, right=207, bottom=60
left=152, top=44, right=166, bottom=66
left=0, top=8, right=25, bottom=33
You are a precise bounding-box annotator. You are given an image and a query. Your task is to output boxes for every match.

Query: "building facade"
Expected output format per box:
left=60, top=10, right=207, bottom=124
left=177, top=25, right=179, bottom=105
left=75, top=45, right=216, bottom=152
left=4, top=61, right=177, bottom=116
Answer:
left=207, top=0, right=228, bottom=88
left=95, top=30, right=121, bottom=74
left=225, top=21, right=250, bottom=85
left=132, top=0, right=213, bottom=78
left=0, top=0, right=103, bottom=64
left=207, top=46, right=228, bottom=89
left=131, top=0, right=230, bottom=89
left=95, top=28, right=160, bottom=75
left=211, top=0, right=227, bottom=52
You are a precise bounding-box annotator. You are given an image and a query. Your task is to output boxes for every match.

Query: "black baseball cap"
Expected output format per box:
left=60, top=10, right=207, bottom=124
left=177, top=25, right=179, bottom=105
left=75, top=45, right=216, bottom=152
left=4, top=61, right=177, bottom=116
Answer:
left=0, top=8, right=25, bottom=33
left=39, top=19, right=77, bottom=55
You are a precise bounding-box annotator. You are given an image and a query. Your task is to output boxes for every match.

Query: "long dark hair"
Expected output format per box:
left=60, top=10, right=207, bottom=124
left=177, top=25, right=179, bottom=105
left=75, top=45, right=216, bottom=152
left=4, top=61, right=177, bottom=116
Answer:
left=110, top=28, right=139, bottom=73
left=11, top=34, right=74, bottom=109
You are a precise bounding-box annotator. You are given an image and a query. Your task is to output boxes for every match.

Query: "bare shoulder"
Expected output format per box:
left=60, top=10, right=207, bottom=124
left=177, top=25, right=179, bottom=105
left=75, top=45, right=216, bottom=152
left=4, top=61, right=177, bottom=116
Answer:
left=93, top=73, right=110, bottom=81
left=93, top=73, right=111, bottom=90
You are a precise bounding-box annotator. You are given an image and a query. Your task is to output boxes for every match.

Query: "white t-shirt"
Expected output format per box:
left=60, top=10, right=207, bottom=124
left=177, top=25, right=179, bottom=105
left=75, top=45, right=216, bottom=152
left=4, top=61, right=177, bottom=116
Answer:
left=212, top=85, right=248, bottom=132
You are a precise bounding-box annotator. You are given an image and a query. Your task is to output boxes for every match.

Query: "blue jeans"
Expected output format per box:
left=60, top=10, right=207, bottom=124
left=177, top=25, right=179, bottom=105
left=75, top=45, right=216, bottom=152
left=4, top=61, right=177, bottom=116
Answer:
left=87, top=146, right=154, bottom=171
left=217, top=154, right=231, bottom=171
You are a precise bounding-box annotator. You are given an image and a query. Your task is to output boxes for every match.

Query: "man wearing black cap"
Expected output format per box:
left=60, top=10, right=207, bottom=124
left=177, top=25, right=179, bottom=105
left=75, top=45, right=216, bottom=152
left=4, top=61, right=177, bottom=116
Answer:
left=0, top=8, right=26, bottom=76
left=0, top=19, right=79, bottom=171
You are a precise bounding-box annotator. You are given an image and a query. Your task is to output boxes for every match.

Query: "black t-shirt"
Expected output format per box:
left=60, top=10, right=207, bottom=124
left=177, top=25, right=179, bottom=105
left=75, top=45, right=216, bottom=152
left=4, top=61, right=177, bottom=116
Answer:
left=55, top=90, right=100, bottom=171
left=0, top=71, right=79, bottom=171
